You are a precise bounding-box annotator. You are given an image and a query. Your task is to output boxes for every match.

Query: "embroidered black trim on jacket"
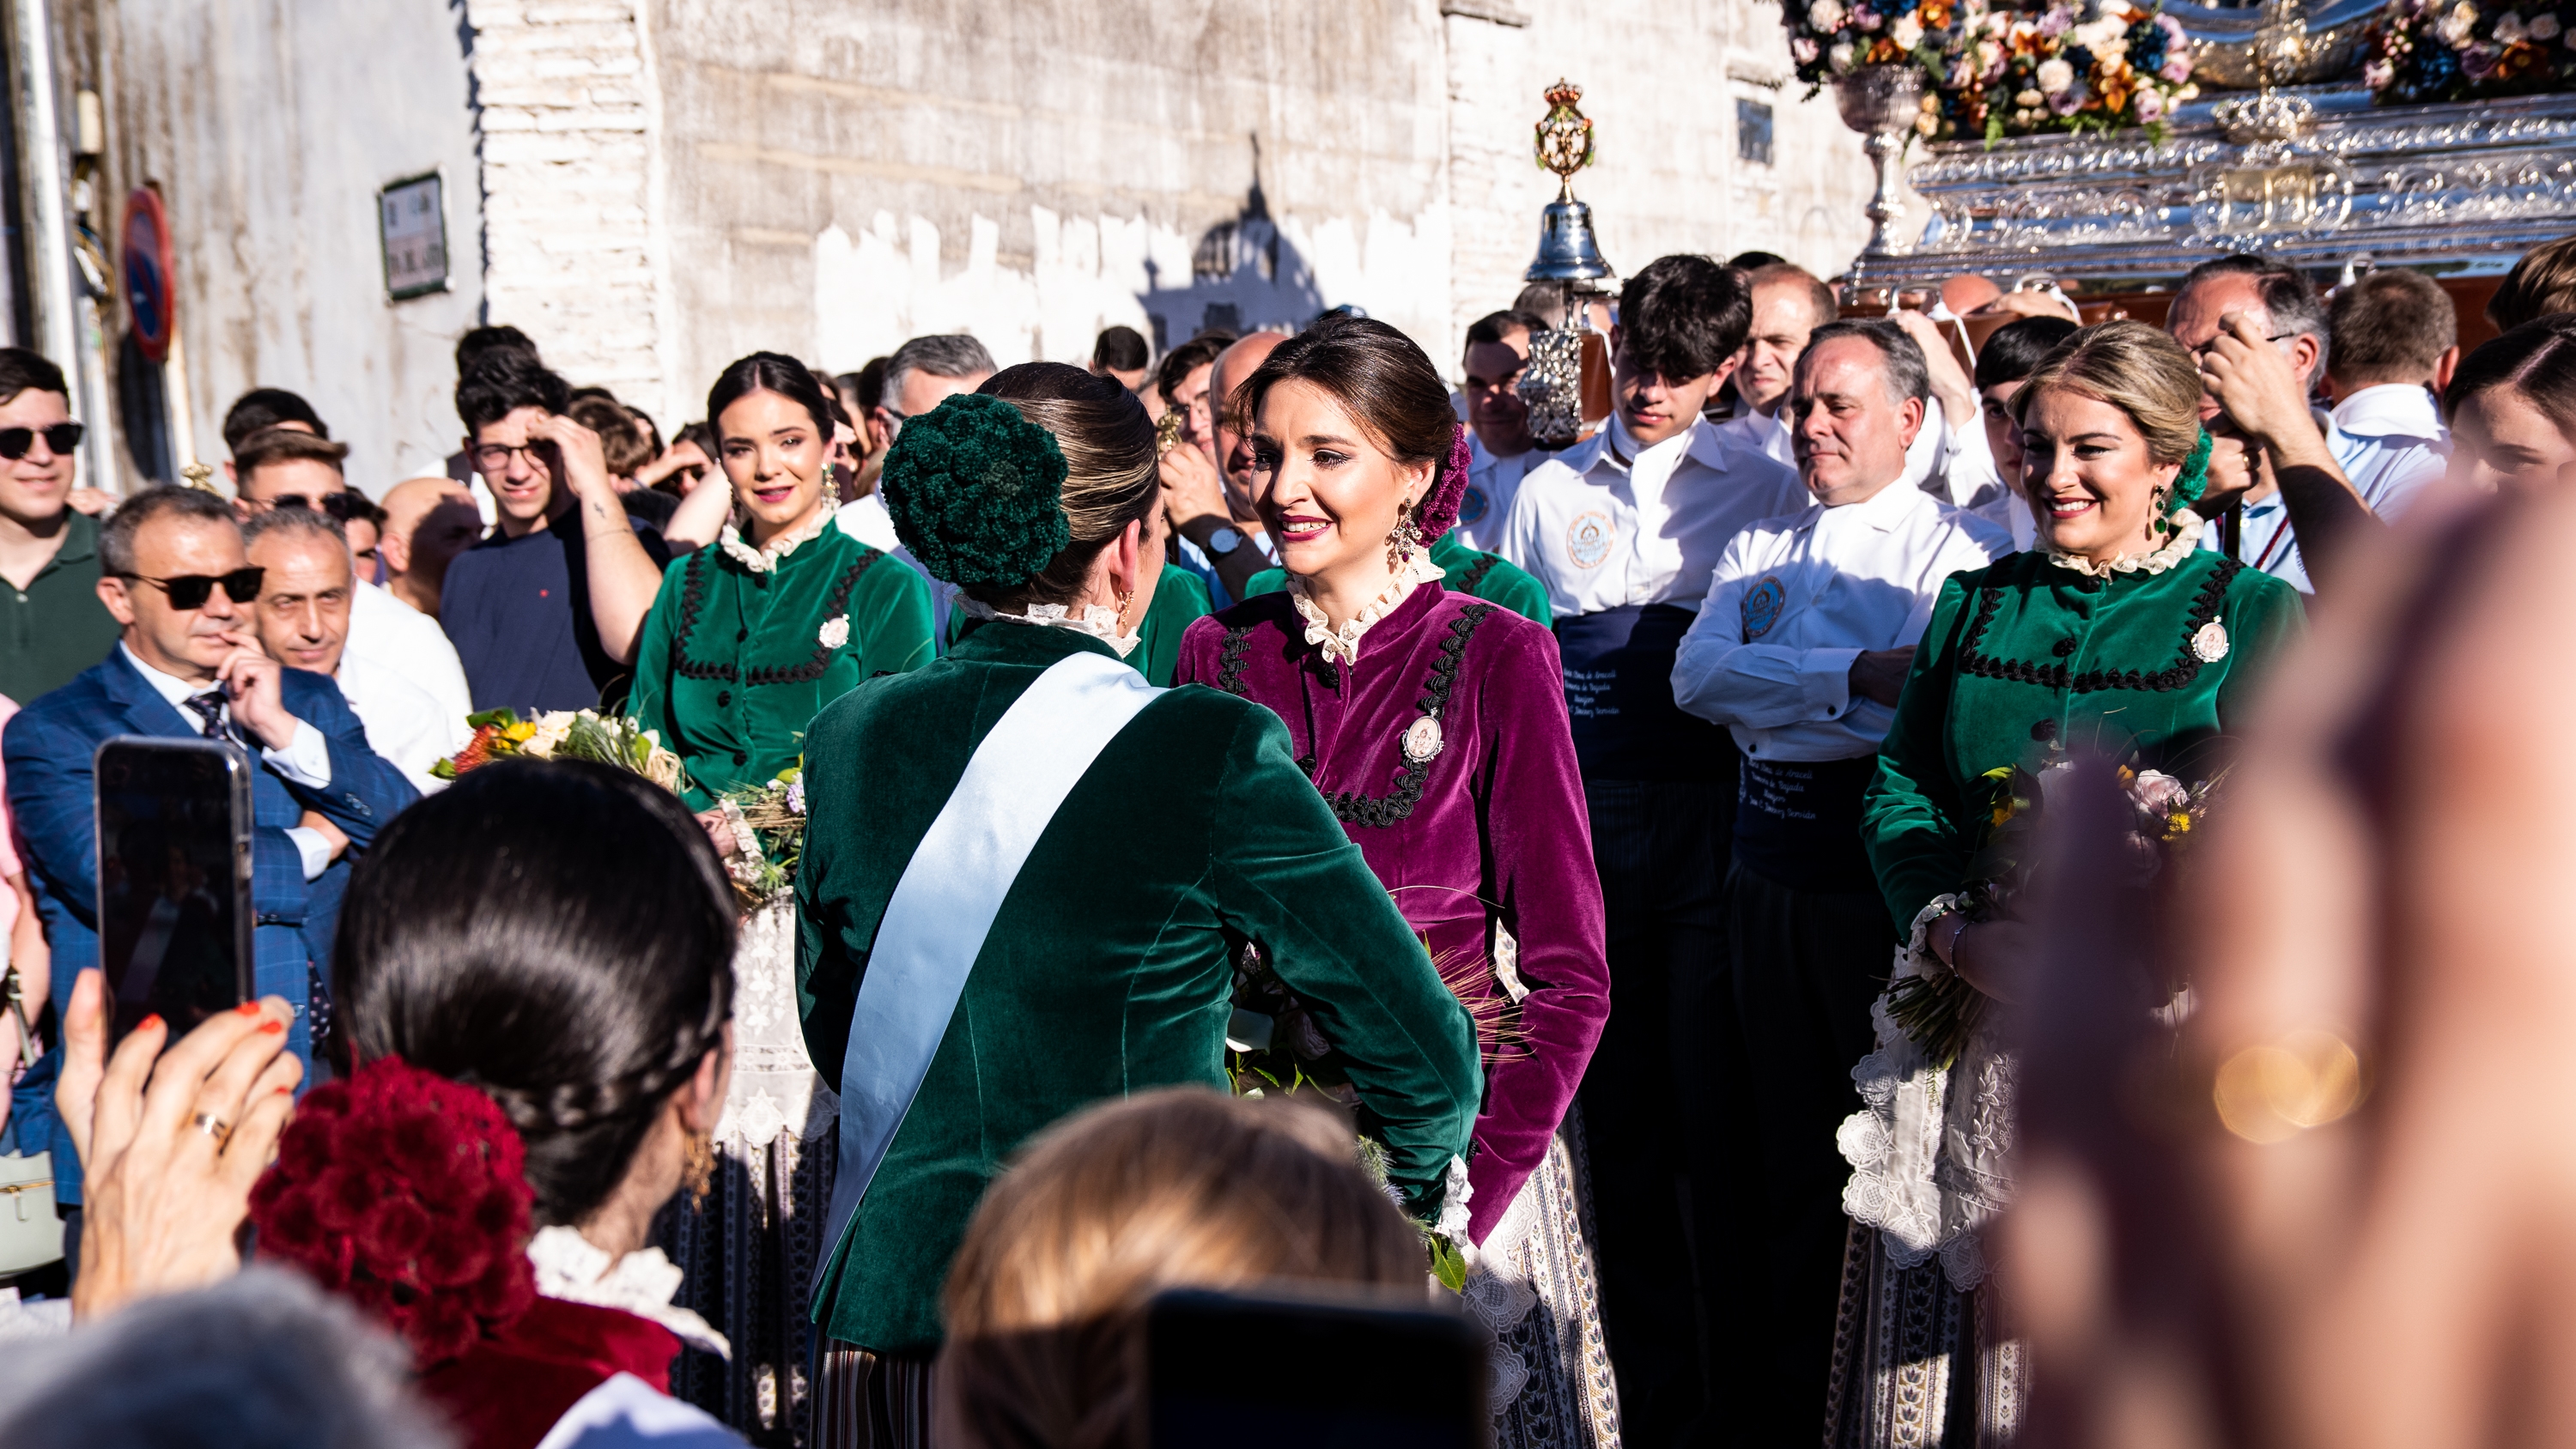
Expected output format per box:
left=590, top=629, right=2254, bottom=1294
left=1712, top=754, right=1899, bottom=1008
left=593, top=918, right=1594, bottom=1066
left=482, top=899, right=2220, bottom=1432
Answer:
left=1955, top=557, right=2240, bottom=694
left=1455, top=553, right=1503, bottom=597
left=668, top=545, right=885, bottom=686
left=1215, top=622, right=1254, bottom=696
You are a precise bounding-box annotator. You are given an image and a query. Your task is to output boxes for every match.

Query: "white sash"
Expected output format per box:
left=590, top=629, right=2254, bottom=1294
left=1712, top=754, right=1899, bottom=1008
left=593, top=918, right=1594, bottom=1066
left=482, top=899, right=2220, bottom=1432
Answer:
left=816, top=649, right=1166, bottom=1277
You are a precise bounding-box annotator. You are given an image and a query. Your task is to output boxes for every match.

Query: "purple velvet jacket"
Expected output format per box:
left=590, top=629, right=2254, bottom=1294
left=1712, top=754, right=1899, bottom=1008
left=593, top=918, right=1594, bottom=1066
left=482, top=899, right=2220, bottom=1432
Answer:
left=1176, top=584, right=1609, bottom=1244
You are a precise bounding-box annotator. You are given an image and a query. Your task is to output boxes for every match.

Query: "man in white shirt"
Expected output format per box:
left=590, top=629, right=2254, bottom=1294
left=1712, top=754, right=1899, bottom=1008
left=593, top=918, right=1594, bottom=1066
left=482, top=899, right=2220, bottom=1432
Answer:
left=1971, top=314, right=2081, bottom=552
left=1497, top=253, right=1807, bottom=1444
left=2322, top=266, right=2457, bottom=520
left=243, top=508, right=465, bottom=795
left=1454, top=309, right=1549, bottom=551
left=1670, top=320, right=2006, bottom=1441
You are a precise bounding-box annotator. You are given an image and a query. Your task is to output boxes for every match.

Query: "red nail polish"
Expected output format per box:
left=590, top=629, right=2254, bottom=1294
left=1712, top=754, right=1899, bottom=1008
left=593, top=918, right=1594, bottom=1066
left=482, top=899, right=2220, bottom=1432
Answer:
left=234, top=1001, right=262, bottom=1016
left=137, top=1014, right=162, bottom=1032
left=258, top=1020, right=285, bottom=1035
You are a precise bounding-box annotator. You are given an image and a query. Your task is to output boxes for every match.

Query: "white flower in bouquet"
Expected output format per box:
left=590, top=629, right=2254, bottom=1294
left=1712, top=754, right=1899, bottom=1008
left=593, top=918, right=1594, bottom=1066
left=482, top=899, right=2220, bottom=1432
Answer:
left=2037, top=56, right=2078, bottom=93
left=2136, top=86, right=2166, bottom=122
left=2438, top=1, right=2477, bottom=43
left=2533, top=11, right=2562, bottom=38
left=2494, top=11, right=2529, bottom=43
left=1794, top=33, right=1822, bottom=61
left=2073, top=15, right=2129, bottom=57
left=522, top=712, right=578, bottom=760
left=1893, top=13, right=1926, bottom=47
left=817, top=614, right=851, bottom=650
left=1810, top=0, right=1848, bottom=31
left=2016, top=86, right=2046, bottom=106
left=2129, top=769, right=2191, bottom=820
left=1831, top=39, right=1859, bottom=70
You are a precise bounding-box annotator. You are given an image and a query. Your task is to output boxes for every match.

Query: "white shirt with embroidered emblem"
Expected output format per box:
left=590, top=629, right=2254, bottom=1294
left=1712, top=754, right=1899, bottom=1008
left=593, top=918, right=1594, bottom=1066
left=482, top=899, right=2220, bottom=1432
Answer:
left=2194, top=391, right=2445, bottom=594
left=1671, top=479, right=2008, bottom=762
left=1497, top=414, right=1807, bottom=617
left=1453, top=434, right=1546, bottom=554
left=118, top=643, right=339, bottom=881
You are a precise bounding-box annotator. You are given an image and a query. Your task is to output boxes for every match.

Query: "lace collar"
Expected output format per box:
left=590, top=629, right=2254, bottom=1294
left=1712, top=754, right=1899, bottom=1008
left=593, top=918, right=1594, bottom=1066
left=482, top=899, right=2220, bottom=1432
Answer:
left=2044, top=508, right=2205, bottom=579
left=1286, top=551, right=1446, bottom=667
left=719, top=506, right=833, bottom=574
left=527, top=1224, right=732, bottom=1360
left=954, top=594, right=1140, bottom=658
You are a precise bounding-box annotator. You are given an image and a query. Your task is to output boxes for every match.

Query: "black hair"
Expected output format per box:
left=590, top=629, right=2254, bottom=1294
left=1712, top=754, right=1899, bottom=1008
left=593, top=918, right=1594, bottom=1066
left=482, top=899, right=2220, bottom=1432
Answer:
left=1464, top=310, right=1548, bottom=351
left=221, top=389, right=330, bottom=455
left=2444, top=312, right=2576, bottom=430
left=233, top=426, right=349, bottom=479
left=707, top=351, right=839, bottom=448
left=0, top=348, right=66, bottom=409
left=333, top=760, right=736, bottom=1228
left=454, top=349, right=571, bottom=435
left=1973, top=316, right=2081, bottom=390
left=100, top=486, right=239, bottom=576
left=1618, top=255, right=1754, bottom=382
left=1233, top=313, right=1455, bottom=476
left=1728, top=250, right=1789, bottom=270
left=854, top=357, right=889, bottom=413
left=454, top=324, right=537, bottom=376
left=1092, top=325, right=1151, bottom=373
left=1154, top=330, right=1237, bottom=407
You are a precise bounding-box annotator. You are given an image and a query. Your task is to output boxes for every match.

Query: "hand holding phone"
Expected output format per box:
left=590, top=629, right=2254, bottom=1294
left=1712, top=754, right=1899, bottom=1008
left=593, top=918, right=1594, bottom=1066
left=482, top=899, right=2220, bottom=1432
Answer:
left=93, top=737, right=255, bottom=1047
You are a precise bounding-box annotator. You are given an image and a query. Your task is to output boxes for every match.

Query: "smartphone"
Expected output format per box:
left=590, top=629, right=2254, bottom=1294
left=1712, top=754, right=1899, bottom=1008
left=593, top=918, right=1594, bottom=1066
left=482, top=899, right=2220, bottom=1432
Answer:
left=93, top=737, right=255, bottom=1045
left=1145, top=1286, right=1490, bottom=1449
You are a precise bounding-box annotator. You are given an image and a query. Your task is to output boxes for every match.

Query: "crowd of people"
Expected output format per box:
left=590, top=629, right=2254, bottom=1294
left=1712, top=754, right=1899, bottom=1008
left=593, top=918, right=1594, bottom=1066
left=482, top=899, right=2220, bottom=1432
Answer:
left=0, top=220, right=2573, bottom=1449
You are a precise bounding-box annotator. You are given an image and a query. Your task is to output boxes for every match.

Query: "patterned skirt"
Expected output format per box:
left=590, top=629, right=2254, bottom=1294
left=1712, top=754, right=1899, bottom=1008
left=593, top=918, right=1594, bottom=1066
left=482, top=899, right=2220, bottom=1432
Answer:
left=659, top=893, right=843, bottom=1446
left=1822, top=1220, right=2027, bottom=1449
left=1465, top=1118, right=1625, bottom=1449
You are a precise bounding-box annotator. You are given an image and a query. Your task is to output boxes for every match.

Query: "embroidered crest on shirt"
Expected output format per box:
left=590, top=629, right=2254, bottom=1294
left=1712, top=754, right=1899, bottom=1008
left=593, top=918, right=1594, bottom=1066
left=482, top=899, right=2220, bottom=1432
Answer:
left=2191, top=620, right=2229, bottom=662
left=1456, top=486, right=1489, bottom=527
left=1565, top=510, right=1614, bottom=569
left=1742, top=576, right=1788, bottom=640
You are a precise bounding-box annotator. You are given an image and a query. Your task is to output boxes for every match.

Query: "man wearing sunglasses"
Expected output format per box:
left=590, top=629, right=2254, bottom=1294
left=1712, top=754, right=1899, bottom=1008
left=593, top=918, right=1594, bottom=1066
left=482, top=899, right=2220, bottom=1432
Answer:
left=231, top=425, right=473, bottom=733
left=0, top=348, right=117, bottom=707
left=2, top=487, right=418, bottom=1228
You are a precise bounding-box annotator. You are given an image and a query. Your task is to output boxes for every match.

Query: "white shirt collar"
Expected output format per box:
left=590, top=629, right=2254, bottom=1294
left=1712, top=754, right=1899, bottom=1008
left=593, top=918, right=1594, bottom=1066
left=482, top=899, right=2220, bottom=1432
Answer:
left=119, top=642, right=223, bottom=708
left=527, top=1224, right=731, bottom=1359
left=2330, top=384, right=2444, bottom=440
left=1285, top=551, right=1446, bottom=666
left=1814, top=476, right=1933, bottom=534
left=953, top=595, right=1140, bottom=658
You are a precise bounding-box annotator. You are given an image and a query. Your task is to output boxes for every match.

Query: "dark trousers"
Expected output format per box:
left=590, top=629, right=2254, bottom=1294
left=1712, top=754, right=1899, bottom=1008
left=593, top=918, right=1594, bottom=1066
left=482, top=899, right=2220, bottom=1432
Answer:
left=1721, top=862, right=1893, bottom=1446
left=1577, top=778, right=1742, bottom=1449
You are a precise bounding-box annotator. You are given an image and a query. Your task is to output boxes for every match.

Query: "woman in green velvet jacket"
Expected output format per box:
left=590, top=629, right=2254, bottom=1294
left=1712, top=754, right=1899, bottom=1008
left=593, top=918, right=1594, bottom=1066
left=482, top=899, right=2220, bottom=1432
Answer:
left=627, top=355, right=935, bottom=809
left=793, top=363, right=1481, bottom=1443
left=1831, top=321, right=2306, bottom=1448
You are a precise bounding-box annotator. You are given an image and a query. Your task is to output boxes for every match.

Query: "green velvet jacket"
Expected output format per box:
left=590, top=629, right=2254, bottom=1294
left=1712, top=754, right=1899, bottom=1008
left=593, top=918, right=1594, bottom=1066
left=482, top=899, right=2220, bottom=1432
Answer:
left=938, top=563, right=1211, bottom=687
left=1863, top=547, right=2305, bottom=937
left=794, top=621, right=1482, bottom=1353
left=1242, top=530, right=1553, bottom=626
left=628, top=523, right=934, bottom=809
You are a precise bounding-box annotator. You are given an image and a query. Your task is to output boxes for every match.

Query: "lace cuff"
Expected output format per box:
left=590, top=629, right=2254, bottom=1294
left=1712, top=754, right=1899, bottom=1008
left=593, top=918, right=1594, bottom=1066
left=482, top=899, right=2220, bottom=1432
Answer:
left=1903, top=892, right=1972, bottom=985
left=955, top=596, right=1141, bottom=658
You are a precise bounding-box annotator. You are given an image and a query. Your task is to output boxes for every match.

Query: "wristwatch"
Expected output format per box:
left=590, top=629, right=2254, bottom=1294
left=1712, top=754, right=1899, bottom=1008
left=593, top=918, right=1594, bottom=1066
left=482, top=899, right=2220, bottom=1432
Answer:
left=1203, top=525, right=1245, bottom=557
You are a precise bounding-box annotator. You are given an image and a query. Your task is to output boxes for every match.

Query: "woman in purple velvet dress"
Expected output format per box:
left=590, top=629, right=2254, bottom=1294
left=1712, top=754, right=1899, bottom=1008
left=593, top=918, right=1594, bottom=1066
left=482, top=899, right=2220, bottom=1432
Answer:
left=1174, top=316, right=1619, bottom=1448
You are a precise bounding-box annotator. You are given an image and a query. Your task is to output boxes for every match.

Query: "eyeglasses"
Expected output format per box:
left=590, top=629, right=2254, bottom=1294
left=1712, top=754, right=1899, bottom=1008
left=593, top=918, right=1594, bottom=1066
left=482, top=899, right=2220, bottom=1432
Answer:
left=116, top=567, right=264, bottom=611
left=0, top=422, right=82, bottom=460
left=263, top=491, right=374, bottom=522
left=471, top=440, right=552, bottom=472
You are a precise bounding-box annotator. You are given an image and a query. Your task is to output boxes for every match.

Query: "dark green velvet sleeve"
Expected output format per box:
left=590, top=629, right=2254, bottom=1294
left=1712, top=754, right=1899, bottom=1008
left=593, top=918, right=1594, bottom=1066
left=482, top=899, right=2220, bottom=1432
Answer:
left=1475, top=556, right=1554, bottom=627
left=1206, top=706, right=1483, bottom=1215
left=851, top=557, right=936, bottom=680
left=623, top=549, right=691, bottom=781
left=1862, top=573, right=1977, bottom=939
left=2215, top=567, right=2306, bottom=728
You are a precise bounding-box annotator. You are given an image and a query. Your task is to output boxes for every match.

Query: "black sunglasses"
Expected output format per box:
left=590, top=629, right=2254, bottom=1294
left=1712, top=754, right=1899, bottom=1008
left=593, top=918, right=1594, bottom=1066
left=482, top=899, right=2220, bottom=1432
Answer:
left=267, top=491, right=373, bottom=522
left=117, top=567, right=264, bottom=610
left=0, top=422, right=82, bottom=460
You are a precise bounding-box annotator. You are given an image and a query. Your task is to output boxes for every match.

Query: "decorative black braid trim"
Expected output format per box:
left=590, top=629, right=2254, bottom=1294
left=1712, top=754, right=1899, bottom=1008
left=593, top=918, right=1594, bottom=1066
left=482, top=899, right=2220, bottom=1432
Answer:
left=744, top=551, right=884, bottom=687
left=668, top=549, right=735, bottom=682
left=1456, top=553, right=1502, bottom=597
left=1214, top=623, right=1255, bottom=697
left=1955, top=557, right=2241, bottom=694
left=1322, top=603, right=1494, bottom=828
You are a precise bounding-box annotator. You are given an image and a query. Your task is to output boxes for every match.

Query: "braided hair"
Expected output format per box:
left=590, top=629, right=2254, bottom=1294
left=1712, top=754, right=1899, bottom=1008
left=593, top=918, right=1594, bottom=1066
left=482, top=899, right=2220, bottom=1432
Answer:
left=332, top=759, right=736, bottom=1228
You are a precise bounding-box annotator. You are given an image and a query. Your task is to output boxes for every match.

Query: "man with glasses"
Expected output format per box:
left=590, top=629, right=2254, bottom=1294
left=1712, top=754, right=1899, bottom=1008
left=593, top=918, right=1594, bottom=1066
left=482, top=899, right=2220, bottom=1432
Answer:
left=232, top=425, right=472, bottom=733
left=3, top=487, right=416, bottom=1236
left=439, top=347, right=671, bottom=712
left=0, top=348, right=115, bottom=706
left=2166, top=254, right=2377, bottom=594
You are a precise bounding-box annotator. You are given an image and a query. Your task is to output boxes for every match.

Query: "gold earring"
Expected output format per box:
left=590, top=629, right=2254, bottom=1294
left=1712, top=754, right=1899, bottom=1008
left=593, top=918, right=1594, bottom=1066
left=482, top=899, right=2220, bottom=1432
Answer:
left=1115, top=587, right=1135, bottom=631
left=1386, top=502, right=1424, bottom=569
left=681, top=1126, right=716, bottom=1210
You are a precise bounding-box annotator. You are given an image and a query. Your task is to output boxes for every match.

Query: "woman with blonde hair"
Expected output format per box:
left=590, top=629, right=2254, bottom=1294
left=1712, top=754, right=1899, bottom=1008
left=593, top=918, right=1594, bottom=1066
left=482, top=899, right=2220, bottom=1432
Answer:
left=937, top=1088, right=1424, bottom=1449
left=1829, top=321, right=2306, bottom=1446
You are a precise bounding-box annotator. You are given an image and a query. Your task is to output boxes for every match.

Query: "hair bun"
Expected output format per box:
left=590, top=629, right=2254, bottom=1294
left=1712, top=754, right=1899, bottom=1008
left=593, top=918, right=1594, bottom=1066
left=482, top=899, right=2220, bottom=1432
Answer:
left=879, top=392, right=1071, bottom=588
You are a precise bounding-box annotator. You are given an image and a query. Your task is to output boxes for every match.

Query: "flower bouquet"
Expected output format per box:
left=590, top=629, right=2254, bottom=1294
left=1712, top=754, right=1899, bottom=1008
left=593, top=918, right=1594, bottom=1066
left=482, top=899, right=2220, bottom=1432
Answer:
left=1886, top=759, right=2217, bottom=1068
left=430, top=708, right=686, bottom=791
left=1788, top=0, right=1960, bottom=92
left=2365, top=0, right=2576, bottom=104
left=709, top=767, right=807, bottom=907
left=1931, top=1, right=2199, bottom=142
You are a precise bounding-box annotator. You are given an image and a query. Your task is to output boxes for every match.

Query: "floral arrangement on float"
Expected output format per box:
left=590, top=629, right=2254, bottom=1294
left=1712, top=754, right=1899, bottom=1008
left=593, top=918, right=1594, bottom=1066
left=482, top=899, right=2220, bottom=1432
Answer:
left=2364, top=0, right=2576, bottom=103
left=1784, top=0, right=2199, bottom=143
left=1886, top=758, right=2221, bottom=1067
left=431, top=708, right=806, bottom=909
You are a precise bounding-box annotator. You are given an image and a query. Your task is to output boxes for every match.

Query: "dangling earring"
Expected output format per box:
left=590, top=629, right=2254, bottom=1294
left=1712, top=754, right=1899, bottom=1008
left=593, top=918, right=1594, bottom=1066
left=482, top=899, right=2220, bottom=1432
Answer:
left=1115, top=587, right=1135, bottom=633
left=1386, top=501, right=1424, bottom=569
left=681, top=1125, right=716, bottom=1210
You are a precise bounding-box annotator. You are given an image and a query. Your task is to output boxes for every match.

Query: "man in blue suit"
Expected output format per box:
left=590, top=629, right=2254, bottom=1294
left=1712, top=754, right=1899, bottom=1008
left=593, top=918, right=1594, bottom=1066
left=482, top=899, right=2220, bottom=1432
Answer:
left=5, top=485, right=416, bottom=1228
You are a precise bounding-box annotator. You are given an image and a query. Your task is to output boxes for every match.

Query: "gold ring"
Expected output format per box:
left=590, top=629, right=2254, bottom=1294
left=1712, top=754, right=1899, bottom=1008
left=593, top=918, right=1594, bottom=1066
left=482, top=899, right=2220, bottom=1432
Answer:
left=2214, top=1030, right=2364, bottom=1143
left=191, top=1113, right=232, bottom=1148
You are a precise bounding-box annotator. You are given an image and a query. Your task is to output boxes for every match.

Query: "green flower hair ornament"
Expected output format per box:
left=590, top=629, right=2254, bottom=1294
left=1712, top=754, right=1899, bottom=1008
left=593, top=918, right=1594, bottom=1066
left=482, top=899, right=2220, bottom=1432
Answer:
left=2168, top=427, right=2214, bottom=515
left=878, top=392, right=1071, bottom=589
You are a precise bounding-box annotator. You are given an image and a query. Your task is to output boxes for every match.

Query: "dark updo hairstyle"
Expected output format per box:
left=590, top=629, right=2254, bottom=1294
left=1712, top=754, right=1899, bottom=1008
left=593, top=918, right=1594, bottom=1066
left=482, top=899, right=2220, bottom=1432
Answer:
left=968, top=362, right=1159, bottom=610
left=1227, top=314, right=1458, bottom=489
left=332, top=760, right=737, bottom=1228
left=707, top=350, right=839, bottom=450
left=2443, top=312, right=2576, bottom=435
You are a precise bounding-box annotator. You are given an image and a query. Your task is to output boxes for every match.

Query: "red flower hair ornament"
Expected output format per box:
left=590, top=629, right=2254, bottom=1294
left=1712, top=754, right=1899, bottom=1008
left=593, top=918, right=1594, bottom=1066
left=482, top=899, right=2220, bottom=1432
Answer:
left=249, top=1055, right=538, bottom=1366
left=1413, top=423, right=1473, bottom=541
